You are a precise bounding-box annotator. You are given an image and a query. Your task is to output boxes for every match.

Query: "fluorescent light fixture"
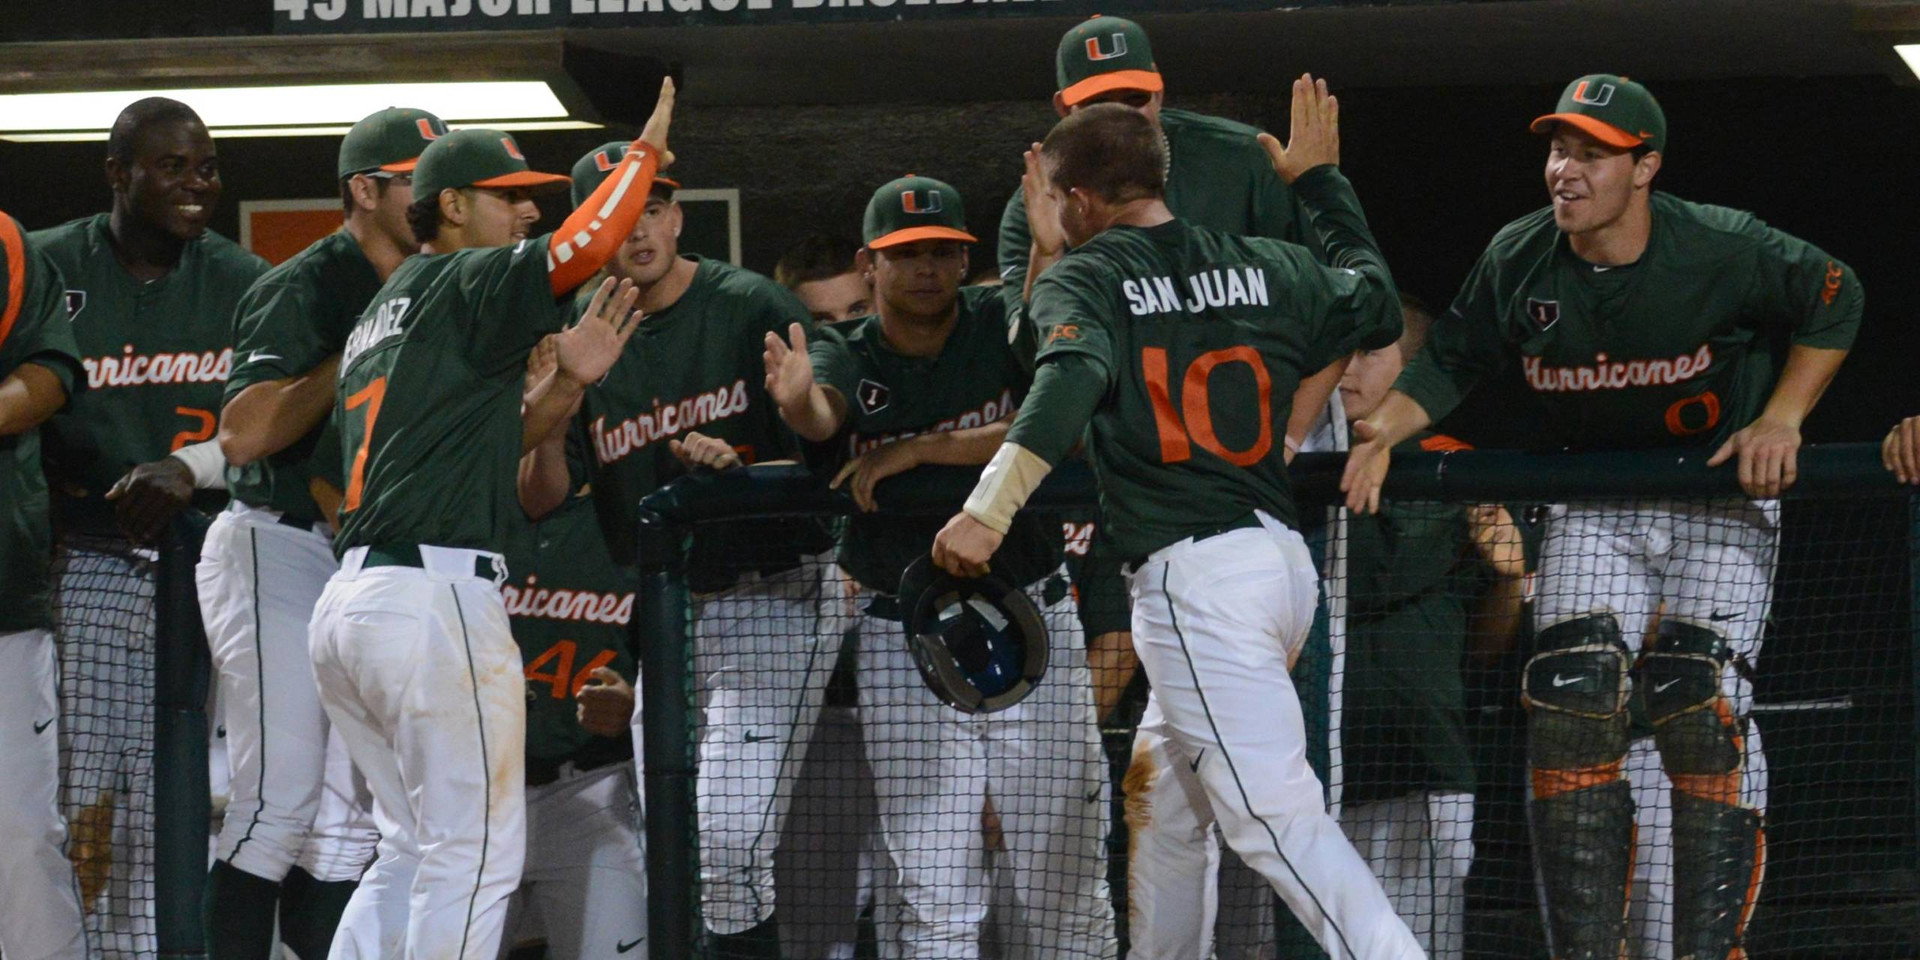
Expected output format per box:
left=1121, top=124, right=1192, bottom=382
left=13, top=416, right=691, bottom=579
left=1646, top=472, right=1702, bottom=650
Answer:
left=0, top=81, right=593, bottom=141
left=1899, top=44, right=1920, bottom=81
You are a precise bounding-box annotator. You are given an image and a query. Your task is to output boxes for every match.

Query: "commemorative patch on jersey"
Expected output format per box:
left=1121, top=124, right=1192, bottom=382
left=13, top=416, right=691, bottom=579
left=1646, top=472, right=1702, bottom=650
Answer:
left=857, top=378, right=892, bottom=415
left=1526, top=297, right=1560, bottom=332
left=63, top=290, right=86, bottom=321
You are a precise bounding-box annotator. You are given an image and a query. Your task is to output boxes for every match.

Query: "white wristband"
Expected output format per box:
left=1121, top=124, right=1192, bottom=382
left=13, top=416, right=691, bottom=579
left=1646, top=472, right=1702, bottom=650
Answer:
left=961, top=443, right=1053, bottom=535
left=169, top=439, right=229, bottom=491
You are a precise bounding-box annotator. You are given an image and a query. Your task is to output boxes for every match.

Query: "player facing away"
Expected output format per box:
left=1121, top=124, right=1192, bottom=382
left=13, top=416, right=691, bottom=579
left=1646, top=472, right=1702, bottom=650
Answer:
left=307, top=79, right=674, bottom=959
left=498, top=488, right=648, bottom=959
left=1342, top=75, right=1863, bottom=960
left=0, top=211, right=90, bottom=960
left=31, top=96, right=269, bottom=953
left=764, top=175, right=1116, bottom=958
left=933, top=85, right=1427, bottom=960
left=518, top=143, right=842, bottom=960
left=196, top=106, right=442, bottom=960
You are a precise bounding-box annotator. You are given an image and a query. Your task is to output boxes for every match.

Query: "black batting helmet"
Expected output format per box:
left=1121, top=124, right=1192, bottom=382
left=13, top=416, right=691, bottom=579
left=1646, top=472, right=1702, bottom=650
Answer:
left=897, top=555, right=1049, bottom=715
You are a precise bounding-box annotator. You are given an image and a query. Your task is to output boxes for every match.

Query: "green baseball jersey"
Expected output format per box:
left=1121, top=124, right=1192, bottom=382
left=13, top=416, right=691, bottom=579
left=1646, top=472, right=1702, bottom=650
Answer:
left=504, top=492, right=637, bottom=767
left=810, top=285, right=1060, bottom=594
left=1028, top=168, right=1400, bottom=564
left=31, top=214, right=267, bottom=533
left=334, top=239, right=568, bottom=554
left=224, top=230, right=382, bottom=524
left=999, top=108, right=1318, bottom=337
left=0, top=217, right=85, bottom=632
left=1340, top=432, right=1480, bottom=802
left=1397, top=193, right=1864, bottom=451
left=571, top=257, right=831, bottom=579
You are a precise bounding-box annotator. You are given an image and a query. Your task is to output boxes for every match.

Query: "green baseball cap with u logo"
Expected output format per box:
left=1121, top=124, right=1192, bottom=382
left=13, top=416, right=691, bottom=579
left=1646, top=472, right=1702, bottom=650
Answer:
left=337, top=107, right=448, bottom=179
left=412, top=128, right=572, bottom=201
left=1056, top=15, right=1163, bottom=107
left=863, top=175, right=976, bottom=250
left=1530, top=74, right=1668, bottom=154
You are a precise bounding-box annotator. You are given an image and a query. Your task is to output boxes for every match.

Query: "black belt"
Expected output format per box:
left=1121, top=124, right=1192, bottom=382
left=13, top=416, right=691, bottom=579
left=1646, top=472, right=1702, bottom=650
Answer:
left=275, top=512, right=321, bottom=531
left=362, top=544, right=503, bottom=581
left=864, top=594, right=904, bottom=623
left=525, top=752, right=625, bottom=788
left=1125, top=513, right=1264, bottom=570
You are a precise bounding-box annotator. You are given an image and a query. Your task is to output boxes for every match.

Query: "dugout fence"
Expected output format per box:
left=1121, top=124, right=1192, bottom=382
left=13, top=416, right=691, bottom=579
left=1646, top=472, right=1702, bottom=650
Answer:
left=635, top=444, right=1918, bottom=960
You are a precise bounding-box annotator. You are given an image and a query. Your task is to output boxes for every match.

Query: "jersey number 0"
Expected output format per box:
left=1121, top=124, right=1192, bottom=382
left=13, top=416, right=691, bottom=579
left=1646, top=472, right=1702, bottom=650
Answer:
left=1143, top=346, right=1274, bottom=467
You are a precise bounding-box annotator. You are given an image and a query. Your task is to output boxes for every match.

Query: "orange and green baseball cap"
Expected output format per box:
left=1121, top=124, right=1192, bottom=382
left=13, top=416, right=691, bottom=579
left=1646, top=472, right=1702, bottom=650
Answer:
left=569, top=140, right=681, bottom=208
left=337, top=107, right=448, bottom=179
left=1530, top=74, right=1667, bottom=153
left=1056, top=15, right=1163, bottom=107
left=863, top=175, right=976, bottom=250
left=412, top=129, right=571, bottom=200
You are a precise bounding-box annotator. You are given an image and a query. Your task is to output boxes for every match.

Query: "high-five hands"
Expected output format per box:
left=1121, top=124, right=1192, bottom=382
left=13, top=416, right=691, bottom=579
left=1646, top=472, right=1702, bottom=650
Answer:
left=1257, top=73, right=1340, bottom=185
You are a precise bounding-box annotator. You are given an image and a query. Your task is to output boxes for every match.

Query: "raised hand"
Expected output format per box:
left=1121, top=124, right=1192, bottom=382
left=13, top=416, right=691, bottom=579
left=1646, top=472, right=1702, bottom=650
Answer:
left=763, top=322, right=815, bottom=416
left=1257, top=73, right=1340, bottom=185
left=554, top=276, right=641, bottom=388
left=639, top=77, right=677, bottom=170
left=1022, top=142, right=1066, bottom=258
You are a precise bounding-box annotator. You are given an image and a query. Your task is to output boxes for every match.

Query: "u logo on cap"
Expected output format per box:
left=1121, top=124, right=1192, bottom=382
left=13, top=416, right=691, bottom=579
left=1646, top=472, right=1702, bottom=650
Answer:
left=902, top=189, right=943, bottom=215
left=416, top=118, right=444, bottom=141
left=1572, top=81, right=1616, bottom=106
left=501, top=136, right=526, bottom=160
left=1085, top=33, right=1128, bottom=61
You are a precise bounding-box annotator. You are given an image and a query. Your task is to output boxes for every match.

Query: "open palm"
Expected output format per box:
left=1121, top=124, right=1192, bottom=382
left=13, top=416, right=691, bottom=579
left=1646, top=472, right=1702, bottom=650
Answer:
left=555, top=276, right=641, bottom=385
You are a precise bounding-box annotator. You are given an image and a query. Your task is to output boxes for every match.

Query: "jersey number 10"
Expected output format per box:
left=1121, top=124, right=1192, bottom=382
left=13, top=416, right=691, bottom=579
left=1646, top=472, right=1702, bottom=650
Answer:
left=1143, top=346, right=1274, bottom=467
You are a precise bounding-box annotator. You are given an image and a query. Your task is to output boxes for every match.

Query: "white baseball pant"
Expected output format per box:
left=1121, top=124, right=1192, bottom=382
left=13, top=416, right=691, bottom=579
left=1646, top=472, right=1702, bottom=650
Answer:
left=0, top=629, right=88, bottom=960
left=694, top=561, right=845, bottom=935
left=310, top=544, right=526, bottom=960
left=197, top=503, right=378, bottom=882
left=775, top=701, right=879, bottom=960
left=1338, top=792, right=1475, bottom=960
left=1624, top=725, right=1769, bottom=960
left=1124, top=512, right=1423, bottom=960
left=55, top=540, right=157, bottom=958
left=500, top=760, right=647, bottom=959
left=856, top=573, right=1114, bottom=959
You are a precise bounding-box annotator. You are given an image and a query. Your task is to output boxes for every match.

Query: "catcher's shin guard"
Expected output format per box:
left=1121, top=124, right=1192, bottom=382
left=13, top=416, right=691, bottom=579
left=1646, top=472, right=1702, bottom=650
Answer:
left=1645, top=621, right=1765, bottom=960
left=1524, top=615, right=1634, bottom=960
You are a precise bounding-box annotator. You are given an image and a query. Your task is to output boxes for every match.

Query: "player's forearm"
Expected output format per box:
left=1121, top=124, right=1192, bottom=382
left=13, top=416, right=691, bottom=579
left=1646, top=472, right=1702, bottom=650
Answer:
left=0, top=362, right=67, bottom=436
left=1361, top=390, right=1433, bottom=448
left=546, top=141, right=662, bottom=297
left=1468, top=573, right=1528, bottom=662
left=782, top=385, right=845, bottom=444
left=1286, top=357, right=1348, bottom=462
left=517, top=434, right=570, bottom=520
left=521, top=371, right=585, bottom=454
left=218, top=354, right=342, bottom=466
left=906, top=419, right=1014, bottom=468
left=1756, top=344, right=1848, bottom=429
left=1022, top=241, right=1063, bottom=306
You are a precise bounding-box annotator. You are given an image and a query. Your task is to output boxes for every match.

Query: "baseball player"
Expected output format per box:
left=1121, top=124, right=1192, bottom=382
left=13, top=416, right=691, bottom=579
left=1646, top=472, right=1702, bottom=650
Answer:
left=309, top=80, right=673, bottom=958
left=32, top=96, right=269, bottom=953
left=764, top=174, right=1115, bottom=959
left=196, top=107, right=445, bottom=958
left=1343, top=75, right=1862, bottom=960
left=775, top=235, right=875, bottom=324
left=516, top=143, right=840, bottom=960
left=0, top=211, right=90, bottom=960
left=498, top=487, right=647, bottom=959
left=933, top=84, right=1426, bottom=960
left=1332, top=300, right=1532, bottom=960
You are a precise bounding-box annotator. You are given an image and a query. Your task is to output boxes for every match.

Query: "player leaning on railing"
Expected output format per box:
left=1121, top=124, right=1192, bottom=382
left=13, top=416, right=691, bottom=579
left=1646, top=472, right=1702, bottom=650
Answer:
left=935, top=77, right=1429, bottom=959
left=1339, top=75, right=1863, bottom=960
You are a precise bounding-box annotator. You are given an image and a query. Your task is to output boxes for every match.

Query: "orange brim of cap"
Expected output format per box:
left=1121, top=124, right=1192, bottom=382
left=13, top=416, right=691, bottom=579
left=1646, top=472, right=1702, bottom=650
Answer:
left=472, top=170, right=574, bottom=195
left=868, top=226, right=979, bottom=249
left=1060, top=69, right=1164, bottom=107
left=378, top=158, right=421, bottom=173
left=1529, top=113, right=1643, bottom=149
left=653, top=177, right=681, bottom=192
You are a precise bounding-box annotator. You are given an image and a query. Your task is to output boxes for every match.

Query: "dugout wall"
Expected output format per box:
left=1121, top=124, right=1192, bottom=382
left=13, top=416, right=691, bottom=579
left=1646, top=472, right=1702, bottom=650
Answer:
left=634, top=444, right=1918, bottom=959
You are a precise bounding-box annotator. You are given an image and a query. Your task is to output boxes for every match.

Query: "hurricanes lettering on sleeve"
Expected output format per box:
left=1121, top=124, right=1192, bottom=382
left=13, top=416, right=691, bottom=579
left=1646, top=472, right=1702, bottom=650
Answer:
left=502, top=576, right=635, bottom=625
left=1122, top=266, right=1270, bottom=316
left=83, top=345, right=233, bottom=390
left=851, top=387, right=1015, bottom=456
left=589, top=378, right=750, bottom=465
left=340, top=296, right=412, bottom=371
left=1522, top=344, right=1713, bottom=393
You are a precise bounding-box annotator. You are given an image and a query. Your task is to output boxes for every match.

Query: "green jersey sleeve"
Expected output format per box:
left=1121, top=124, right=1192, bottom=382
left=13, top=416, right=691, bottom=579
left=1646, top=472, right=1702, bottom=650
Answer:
left=1, top=222, right=83, bottom=392
left=225, top=280, right=326, bottom=394
left=807, top=324, right=861, bottom=410
left=458, top=239, right=568, bottom=378
left=1395, top=246, right=1511, bottom=425
left=1746, top=228, right=1863, bottom=351
left=1272, top=166, right=1403, bottom=368
left=1029, top=259, right=1121, bottom=385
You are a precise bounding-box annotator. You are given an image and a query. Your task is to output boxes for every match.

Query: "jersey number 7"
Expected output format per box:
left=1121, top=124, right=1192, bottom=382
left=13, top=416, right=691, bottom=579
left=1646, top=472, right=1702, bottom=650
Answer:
left=342, top=376, right=387, bottom=513
left=1143, top=346, right=1274, bottom=467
